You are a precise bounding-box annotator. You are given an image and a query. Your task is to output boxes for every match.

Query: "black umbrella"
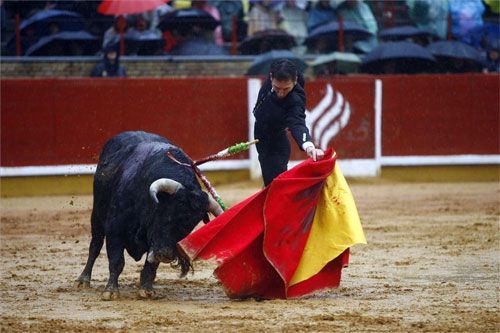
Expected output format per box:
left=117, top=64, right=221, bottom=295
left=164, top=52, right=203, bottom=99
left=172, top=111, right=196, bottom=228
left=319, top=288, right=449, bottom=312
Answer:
left=158, top=8, right=220, bottom=32
left=427, top=40, right=485, bottom=73
left=378, top=25, right=437, bottom=41
left=2, top=34, right=38, bottom=56
left=361, top=41, right=436, bottom=74
left=2, top=2, right=46, bottom=19
left=25, top=30, right=100, bottom=56
left=19, top=9, right=86, bottom=37
left=124, top=30, right=164, bottom=55
left=169, top=37, right=227, bottom=56
left=238, top=29, right=297, bottom=55
left=246, top=50, right=307, bottom=76
left=304, top=21, right=373, bottom=48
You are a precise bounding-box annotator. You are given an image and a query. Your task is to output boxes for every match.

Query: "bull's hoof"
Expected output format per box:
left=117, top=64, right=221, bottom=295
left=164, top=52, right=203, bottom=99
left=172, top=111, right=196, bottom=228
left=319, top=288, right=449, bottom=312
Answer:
left=138, top=288, right=156, bottom=299
left=102, top=290, right=119, bottom=301
left=74, top=278, right=91, bottom=289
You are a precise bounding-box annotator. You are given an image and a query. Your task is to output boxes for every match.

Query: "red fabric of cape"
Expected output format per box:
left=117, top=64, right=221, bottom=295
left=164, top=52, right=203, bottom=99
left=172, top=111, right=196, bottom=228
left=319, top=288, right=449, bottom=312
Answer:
left=178, top=149, right=349, bottom=299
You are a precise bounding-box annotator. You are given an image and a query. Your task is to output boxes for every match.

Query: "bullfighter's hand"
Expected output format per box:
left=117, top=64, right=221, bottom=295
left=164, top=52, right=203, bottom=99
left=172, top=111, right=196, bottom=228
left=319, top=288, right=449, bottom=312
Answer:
left=303, top=142, right=324, bottom=162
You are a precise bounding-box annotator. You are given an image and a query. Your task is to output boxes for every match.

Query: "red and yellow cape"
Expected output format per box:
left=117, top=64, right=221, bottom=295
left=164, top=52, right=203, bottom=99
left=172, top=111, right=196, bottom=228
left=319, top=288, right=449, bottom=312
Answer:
left=178, top=149, right=366, bottom=299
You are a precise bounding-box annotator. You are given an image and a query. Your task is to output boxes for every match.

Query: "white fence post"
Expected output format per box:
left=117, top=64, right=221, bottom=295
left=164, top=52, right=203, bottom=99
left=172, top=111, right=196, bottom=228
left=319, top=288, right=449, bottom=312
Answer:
left=247, top=78, right=262, bottom=180
left=375, top=79, right=383, bottom=176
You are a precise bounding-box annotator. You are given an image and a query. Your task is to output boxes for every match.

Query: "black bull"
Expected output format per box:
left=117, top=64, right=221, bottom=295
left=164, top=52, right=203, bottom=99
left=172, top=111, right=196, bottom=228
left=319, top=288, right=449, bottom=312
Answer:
left=75, top=131, right=223, bottom=299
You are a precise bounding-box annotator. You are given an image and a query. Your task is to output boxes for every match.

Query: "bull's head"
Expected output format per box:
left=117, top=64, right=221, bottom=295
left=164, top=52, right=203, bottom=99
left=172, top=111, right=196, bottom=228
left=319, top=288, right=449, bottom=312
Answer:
left=146, top=178, right=223, bottom=269
left=149, top=178, right=223, bottom=216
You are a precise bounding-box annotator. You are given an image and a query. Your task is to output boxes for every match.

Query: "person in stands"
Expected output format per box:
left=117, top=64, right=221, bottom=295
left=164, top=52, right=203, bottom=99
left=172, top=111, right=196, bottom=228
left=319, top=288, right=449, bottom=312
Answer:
left=91, top=42, right=127, bottom=78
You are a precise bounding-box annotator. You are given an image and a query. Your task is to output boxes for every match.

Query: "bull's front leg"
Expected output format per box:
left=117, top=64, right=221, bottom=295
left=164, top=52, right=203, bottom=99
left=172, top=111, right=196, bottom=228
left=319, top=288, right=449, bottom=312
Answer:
left=138, top=259, right=160, bottom=299
left=102, top=236, right=125, bottom=301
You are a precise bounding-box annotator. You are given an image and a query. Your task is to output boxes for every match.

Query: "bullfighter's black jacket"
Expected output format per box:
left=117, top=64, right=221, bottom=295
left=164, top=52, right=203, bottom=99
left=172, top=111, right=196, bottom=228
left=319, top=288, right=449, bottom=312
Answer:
left=253, top=78, right=312, bottom=148
left=253, top=78, right=312, bottom=186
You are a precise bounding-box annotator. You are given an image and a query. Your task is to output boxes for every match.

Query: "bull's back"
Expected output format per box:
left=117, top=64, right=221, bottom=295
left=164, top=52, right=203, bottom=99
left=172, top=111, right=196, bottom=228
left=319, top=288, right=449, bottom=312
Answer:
left=92, top=131, right=175, bottom=216
left=99, top=131, right=171, bottom=162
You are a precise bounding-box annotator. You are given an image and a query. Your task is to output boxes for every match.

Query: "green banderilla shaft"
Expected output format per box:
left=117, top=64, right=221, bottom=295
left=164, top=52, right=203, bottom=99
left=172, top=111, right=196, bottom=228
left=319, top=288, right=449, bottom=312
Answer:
left=165, top=151, right=227, bottom=211
left=194, top=139, right=259, bottom=166
left=191, top=163, right=227, bottom=211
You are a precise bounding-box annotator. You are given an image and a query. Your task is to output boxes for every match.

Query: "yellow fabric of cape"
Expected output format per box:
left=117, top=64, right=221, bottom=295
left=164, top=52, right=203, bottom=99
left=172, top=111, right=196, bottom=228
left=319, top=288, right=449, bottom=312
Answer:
left=289, top=164, right=367, bottom=286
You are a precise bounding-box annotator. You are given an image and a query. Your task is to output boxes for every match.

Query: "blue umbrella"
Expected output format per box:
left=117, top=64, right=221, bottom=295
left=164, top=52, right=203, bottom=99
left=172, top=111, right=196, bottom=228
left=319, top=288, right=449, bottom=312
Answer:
left=246, top=50, right=307, bottom=76
left=238, top=29, right=296, bottom=55
left=304, top=21, right=373, bottom=47
left=378, top=25, right=437, bottom=41
left=427, top=40, right=485, bottom=73
left=20, top=9, right=86, bottom=37
left=25, top=30, right=99, bottom=56
left=427, top=40, right=483, bottom=62
left=361, top=41, right=436, bottom=74
left=363, top=41, right=435, bottom=62
left=169, top=37, right=227, bottom=56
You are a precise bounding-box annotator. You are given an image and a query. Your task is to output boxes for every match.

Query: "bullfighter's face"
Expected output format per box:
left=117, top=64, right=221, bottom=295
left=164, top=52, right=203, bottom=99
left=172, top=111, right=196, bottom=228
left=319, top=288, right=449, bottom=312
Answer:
left=271, top=77, right=296, bottom=99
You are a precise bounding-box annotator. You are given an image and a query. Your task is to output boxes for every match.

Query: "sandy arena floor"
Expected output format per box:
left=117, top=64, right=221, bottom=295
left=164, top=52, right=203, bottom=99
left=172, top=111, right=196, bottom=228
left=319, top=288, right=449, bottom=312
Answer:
left=0, top=180, right=498, bottom=332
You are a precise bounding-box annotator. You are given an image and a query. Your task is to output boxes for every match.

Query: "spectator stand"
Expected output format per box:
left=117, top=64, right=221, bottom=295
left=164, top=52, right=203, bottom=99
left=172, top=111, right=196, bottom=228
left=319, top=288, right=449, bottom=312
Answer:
left=1, top=0, right=498, bottom=75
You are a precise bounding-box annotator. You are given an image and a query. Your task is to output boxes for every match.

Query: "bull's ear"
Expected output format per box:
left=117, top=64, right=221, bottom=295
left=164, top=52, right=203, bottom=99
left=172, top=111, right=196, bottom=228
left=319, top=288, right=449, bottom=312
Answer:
left=187, top=190, right=208, bottom=212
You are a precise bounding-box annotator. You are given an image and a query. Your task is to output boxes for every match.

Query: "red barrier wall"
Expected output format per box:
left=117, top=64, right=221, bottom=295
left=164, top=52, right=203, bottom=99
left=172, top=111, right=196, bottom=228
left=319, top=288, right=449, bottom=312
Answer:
left=381, top=74, right=499, bottom=156
left=292, top=77, right=376, bottom=160
left=1, top=75, right=498, bottom=170
left=1, top=78, right=248, bottom=166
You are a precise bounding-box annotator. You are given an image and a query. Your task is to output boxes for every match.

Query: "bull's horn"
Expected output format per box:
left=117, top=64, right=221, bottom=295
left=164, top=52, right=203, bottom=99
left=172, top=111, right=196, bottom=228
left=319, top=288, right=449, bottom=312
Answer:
left=207, top=196, right=224, bottom=217
left=149, top=179, right=184, bottom=203
left=147, top=250, right=157, bottom=263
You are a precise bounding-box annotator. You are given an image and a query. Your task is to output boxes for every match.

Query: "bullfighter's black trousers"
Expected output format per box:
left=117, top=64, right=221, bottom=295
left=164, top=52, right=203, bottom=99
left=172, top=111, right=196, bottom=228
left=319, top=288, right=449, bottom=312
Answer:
left=256, top=133, right=291, bottom=187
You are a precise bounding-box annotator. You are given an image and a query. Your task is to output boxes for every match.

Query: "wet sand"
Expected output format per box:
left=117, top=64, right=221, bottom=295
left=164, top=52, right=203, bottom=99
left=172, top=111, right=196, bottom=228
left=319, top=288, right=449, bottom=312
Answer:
left=1, top=180, right=498, bottom=332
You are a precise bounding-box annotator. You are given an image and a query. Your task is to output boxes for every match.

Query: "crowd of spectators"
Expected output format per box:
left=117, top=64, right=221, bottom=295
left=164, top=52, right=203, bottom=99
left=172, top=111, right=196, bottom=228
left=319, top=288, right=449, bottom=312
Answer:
left=1, top=0, right=499, bottom=74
